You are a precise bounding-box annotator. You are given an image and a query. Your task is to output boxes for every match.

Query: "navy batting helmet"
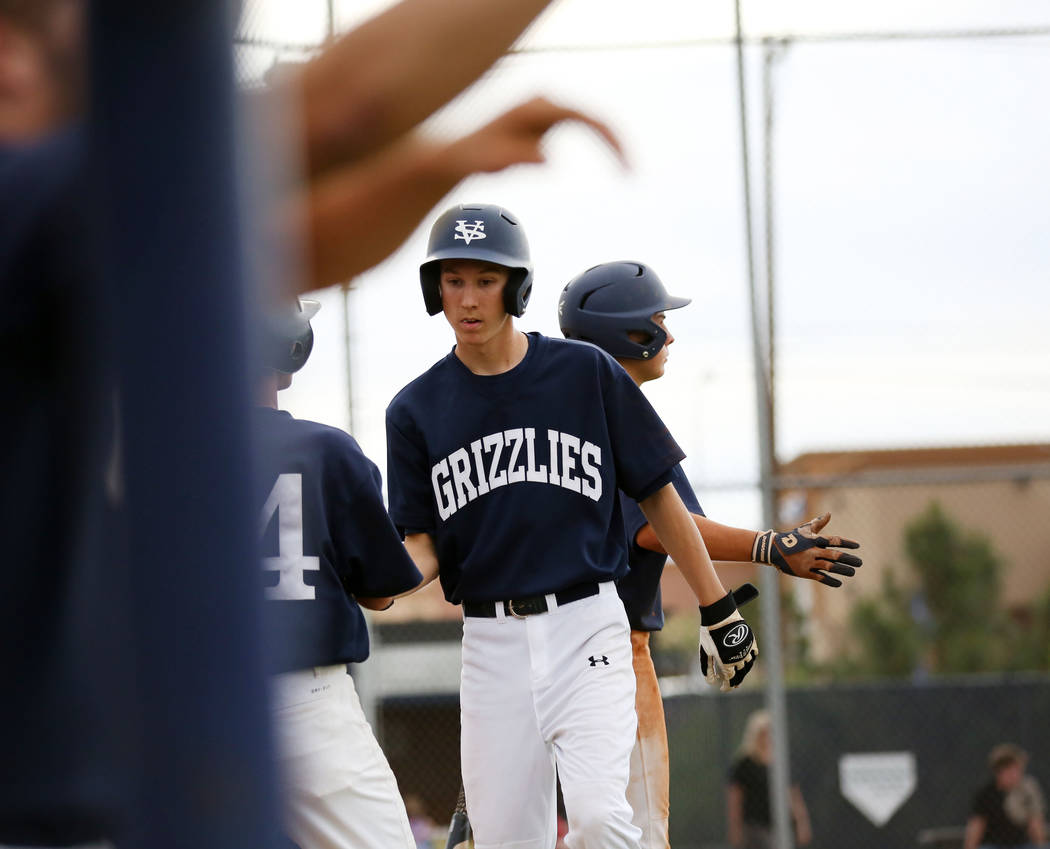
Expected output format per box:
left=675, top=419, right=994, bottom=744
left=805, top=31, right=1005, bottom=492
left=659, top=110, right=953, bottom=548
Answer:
left=558, top=261, right=690, bottom=360
left=420, top=203, right=533, bottom=317
left=265, top=298, right=321, bottom=374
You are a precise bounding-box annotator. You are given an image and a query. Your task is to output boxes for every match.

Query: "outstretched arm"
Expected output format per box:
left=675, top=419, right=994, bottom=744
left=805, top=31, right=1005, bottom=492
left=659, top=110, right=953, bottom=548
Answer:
left=288, top=0, right=560, bottom=176
left=635, top=511, right=862, bottom=588
left=284, top=96, right=624, bottom=290
left=637, top=484, right=725, bottom=606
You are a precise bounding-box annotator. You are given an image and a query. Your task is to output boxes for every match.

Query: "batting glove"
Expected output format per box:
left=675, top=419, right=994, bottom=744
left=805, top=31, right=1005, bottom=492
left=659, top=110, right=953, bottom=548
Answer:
left=753, top=512, right=862, bottom=588
left=699, top=587, right=758, bottom=690
left=699, top=583, right=758, bottom=689
left=698, top=625, right=723, bottom=689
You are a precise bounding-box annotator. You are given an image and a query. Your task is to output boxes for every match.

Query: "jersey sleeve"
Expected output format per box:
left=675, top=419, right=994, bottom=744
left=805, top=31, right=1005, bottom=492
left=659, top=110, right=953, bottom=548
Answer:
left=598, top=354, right=685, bottom=501
left=622, top=464, right=705, bottom=547
left=385, top=403, right=436, bottom=535
left=326, top=436, right=422, bottom=598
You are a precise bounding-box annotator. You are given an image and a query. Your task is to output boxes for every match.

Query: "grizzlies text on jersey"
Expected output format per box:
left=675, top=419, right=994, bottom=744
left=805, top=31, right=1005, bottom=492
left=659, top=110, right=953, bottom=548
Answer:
left=385, top=333, right=684, bottom=604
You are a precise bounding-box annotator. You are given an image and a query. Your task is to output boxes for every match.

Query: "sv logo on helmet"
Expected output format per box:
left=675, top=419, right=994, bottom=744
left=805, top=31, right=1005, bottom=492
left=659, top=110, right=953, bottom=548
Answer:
left=454, top=219, right=487, bottom=245
left=723, top=624, right=751, bottom=647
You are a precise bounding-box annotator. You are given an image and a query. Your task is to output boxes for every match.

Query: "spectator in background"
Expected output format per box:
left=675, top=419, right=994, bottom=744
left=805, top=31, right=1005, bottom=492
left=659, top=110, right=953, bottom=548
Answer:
left=964, top=743, right=1047, bottom=849
left=727, top=710, right=812, bottom=849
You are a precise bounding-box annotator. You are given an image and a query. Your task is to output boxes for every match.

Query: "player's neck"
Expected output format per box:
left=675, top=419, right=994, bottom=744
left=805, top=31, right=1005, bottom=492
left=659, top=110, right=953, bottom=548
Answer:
left=454, top=325, right=528, bottom=376
left=618, top=359, right=647, bottom=388
left=257, top=372, right=281, bottom=408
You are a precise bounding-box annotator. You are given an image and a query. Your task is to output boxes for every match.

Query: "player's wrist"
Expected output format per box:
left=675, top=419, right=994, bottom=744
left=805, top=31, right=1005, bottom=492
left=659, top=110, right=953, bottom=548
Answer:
left=752, top=529, right=775, bottom=564
left=699, top=591, right=737, bottom=627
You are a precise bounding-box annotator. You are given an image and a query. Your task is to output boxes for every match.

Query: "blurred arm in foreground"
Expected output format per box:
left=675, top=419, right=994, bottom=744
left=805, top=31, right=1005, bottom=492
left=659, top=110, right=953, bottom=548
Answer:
left=256, top=0, right=625, bottom=292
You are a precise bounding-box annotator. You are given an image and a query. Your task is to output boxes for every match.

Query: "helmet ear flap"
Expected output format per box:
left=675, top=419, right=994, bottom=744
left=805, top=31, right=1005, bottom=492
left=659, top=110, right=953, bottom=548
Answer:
left=504, top=270, right=532, bottom=317
left=420, top=262, right=443, bottom=315
left=266, top=299, right=319, bottom=374
left=286, top=326, right=314, bottom=371
left=558, top=262, right=689, bottom=359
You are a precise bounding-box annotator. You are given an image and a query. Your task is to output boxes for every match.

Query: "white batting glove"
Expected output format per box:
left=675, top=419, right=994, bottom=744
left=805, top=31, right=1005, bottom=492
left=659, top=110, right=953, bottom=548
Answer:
left=698, top=625, right=730, bottom=691
left=699, top=587, right=759, bottom=690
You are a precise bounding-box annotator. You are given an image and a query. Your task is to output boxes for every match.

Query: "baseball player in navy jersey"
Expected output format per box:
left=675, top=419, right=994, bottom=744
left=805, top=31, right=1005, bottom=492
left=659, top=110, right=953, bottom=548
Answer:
left=559, top=261, right=863, bottom=849
left=254, top=298, right=424, bottom=849
left=385, top=203, right=757, bottom=849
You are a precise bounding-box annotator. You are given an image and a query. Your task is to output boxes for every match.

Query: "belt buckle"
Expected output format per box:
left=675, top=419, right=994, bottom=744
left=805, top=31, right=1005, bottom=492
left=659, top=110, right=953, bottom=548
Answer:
left=507, top=599, right=529, bottom=619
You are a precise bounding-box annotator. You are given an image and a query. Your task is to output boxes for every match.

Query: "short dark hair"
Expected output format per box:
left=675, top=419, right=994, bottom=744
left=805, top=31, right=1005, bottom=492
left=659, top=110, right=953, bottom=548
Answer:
left=989, top=743, right=1027, bottom=772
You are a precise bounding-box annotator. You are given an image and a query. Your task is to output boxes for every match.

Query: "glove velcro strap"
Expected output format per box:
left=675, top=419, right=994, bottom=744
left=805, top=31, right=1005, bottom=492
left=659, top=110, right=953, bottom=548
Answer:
left=699, top=591, right=738, bottom=627
left=752, top=530, right=775, bottom=564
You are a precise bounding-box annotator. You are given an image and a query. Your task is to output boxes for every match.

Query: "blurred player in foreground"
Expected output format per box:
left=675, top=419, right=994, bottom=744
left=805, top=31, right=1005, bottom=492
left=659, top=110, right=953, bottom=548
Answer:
left=1, top=0, right=616, bottom=844
left=257, top=0, right=628, bottom=294
left=254, top=299, right=424, bottom=849
left=559, top=260, right=862, bottom=849
left=385, top=203, right=756, bottom=849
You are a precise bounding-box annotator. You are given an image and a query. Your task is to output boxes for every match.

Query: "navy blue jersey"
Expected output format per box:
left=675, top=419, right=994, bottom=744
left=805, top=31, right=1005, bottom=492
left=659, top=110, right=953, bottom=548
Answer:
left=253, top=408, right=422, bottom=673
left=617, top=464, right=705, bottom=631
left=385, top=333, right=684, bottom=604
left=0, top=131, right=134, bottom=844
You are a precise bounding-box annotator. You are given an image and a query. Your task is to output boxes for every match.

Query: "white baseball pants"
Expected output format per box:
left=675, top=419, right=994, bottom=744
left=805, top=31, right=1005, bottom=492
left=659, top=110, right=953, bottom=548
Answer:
left=460, top=581, right=642, bottom=849
left=271, top=664, right=415, bottom=849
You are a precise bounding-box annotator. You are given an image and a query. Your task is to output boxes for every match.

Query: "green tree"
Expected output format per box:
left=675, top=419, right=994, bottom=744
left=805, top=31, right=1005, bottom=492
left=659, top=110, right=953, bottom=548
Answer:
left=834, top=500, right=1045, bottom=679
left=904, top=501, right=1009, bottom=674
left=844, top=571, right=923, bottom=678
left=1007, top=584, right=1050, bottom=672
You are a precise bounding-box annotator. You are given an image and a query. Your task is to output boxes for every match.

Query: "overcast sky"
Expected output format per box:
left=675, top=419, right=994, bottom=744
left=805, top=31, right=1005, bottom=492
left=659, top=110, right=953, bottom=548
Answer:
left=241, top=0, right=1050, bottom=528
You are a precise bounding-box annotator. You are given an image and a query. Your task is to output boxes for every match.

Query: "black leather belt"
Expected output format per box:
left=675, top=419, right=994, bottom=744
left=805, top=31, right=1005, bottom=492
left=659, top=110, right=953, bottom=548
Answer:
left=463, top=582, right=601, bottom=618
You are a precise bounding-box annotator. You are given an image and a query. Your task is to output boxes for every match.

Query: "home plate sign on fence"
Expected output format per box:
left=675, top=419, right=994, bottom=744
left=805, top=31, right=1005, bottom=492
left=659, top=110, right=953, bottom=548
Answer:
left=839, top=752, right=917, bottom=826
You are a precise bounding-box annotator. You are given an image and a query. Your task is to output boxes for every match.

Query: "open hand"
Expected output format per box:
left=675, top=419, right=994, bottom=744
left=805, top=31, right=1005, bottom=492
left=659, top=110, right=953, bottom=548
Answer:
left=753, top=512, right=862, bottom=588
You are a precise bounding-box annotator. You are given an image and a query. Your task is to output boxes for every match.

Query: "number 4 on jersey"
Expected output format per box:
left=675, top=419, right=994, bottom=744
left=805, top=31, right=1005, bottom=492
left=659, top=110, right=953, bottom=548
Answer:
left=259, top=473, right=320, bottom=600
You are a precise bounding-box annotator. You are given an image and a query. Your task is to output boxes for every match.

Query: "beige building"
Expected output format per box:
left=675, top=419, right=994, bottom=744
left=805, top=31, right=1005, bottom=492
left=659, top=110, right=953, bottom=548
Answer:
left=737, top=443, right=1050, bottom=662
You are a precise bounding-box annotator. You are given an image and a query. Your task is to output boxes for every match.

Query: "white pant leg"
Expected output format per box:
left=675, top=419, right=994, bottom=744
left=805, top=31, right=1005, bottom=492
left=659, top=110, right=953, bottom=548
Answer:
left=272, top=665, right=415, bottom=849
left=625, top=631, right=670, bottom=849
left=461, top=612, right=559, bottom=849
left=535, top=585, right=641, bottom=849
